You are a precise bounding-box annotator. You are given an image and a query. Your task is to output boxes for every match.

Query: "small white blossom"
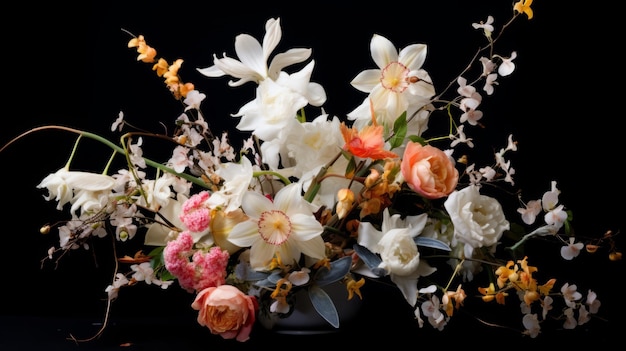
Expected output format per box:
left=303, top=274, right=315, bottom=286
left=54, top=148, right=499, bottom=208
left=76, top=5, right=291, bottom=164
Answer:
left=561, top=237, right=585, bottom=260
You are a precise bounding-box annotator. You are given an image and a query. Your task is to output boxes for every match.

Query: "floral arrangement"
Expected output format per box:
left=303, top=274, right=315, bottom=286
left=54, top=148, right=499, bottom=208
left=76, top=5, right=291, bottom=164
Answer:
left=2, top=0, right=621, bottom=343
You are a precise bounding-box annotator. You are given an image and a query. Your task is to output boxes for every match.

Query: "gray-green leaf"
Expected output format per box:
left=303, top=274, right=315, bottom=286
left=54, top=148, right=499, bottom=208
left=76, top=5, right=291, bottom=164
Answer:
left=315, top=256, right=352, bottom=286
left=414, top=237, right=451, bottom=251
left=308, top=285, right=340, bottom=328
left=353, top=244, right=386, bottom=277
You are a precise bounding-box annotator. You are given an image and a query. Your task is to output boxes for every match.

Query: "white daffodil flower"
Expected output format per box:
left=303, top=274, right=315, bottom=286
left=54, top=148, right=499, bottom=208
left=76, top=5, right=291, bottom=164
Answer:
left=348, top=34, right=436, bottom=130
left=227, top=182, right=325, bottom=271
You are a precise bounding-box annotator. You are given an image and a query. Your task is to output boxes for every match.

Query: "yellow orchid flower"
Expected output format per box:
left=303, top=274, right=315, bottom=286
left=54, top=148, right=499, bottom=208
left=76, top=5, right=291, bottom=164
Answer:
left=152, top=58, right=169, bottom=77
left=479, top=283, right=508, bottom=304
left=539, top=278, right=557, bottom=296
left=346, top=277, right=365, bottom=300
left=514, top=0, right=534, bottom=19
left=478, top=282, right=497, bottom=302
left=495, top=260, right=518, bottom=288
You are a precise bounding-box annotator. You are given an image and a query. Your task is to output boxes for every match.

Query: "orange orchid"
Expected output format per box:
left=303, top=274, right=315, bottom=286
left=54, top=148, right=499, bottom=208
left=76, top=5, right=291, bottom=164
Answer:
left=127, top=35, right=157, bottom=63
left=478, top=283, right=508, bottom=304
left=152, top=58, right=169, bottom=77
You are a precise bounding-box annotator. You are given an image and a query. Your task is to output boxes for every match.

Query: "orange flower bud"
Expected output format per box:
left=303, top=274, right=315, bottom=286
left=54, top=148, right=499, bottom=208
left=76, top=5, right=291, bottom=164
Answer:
left=609, top=251, right=623, bottom=261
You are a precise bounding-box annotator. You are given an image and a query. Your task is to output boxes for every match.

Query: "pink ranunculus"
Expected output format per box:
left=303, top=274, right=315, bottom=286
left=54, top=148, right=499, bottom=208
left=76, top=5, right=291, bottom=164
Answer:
left=191, top=285, right=258, bottom=342
left=400, top=142, right=459, bottom=199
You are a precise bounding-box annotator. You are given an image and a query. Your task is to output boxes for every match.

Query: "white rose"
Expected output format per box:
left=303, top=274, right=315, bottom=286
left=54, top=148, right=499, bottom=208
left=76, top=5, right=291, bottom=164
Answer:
left=444, top=185, right=509, bottom=256
left=378, top=228, right=421, bottom=276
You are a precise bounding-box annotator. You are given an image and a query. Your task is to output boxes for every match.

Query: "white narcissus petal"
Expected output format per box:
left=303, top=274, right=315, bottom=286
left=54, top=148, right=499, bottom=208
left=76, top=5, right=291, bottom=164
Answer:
left=234, top=34, right=266, bottom=78
left=350, top=69, right=382, bottom=93
left=210, top=209, right=247, bottom=255
left=399, top=43, right=427, bottom=71
left=357, top=222, right=384, bottom=253
left=303, top=82, right=326, bottom=107
left=64, top=171, right=115, bottom=191
left=275, top=241, right=302, bottom=266
left=390, top=272, right=420, bottom=306
left=370, top=34, right=398, bottom=69
left=37, top=169, right=73, bottom=209
left=196, top=61, right=225, bottom=78
left=273, top=183, right=306, bottom=214
left=227, top=220, right=261, bottom=248
left=215, top=56, right=259, bottom=86
left=262, top=18, right=282, bottom=64
left=249, top=240, right=278, bottom=270
left=407, top=72, right=436, bottom=97
left=294, top=235, right=325, bottom=260
left=240, top=191, right=272, bottom=219
left=277, top=61, right=327, bottom=107
left=268, top=48, right=311, bottom=79
left=289, top=213, right=324, bottom=240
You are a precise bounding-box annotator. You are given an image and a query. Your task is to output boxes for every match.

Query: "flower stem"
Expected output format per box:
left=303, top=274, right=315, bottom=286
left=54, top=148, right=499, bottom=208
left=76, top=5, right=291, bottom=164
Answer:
left=506, top=225, right=557, bottom=253
left=0, top=125, right=209, bottom=189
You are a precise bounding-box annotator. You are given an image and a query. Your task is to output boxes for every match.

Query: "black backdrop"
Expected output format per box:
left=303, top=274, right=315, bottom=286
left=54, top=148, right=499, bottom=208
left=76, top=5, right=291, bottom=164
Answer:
left=1, top=0, right=624, bottom=349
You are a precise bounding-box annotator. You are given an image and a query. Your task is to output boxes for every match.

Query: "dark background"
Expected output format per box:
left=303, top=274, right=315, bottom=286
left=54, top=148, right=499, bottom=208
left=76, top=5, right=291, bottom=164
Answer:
left=1, top=0, right=624, bottom=349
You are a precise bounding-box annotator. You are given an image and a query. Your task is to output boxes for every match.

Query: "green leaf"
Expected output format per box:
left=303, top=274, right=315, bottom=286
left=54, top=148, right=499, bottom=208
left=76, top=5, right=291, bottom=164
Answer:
left=407, top=135, right=427, bottom=145
left=158, top=269, right=176, bottom=281
left=344, top=153, right=357, bottom=176
left=148, top=246, right=165, bottom=269
left=308, top=285, right=340, bottom=328
left=389, top=112, right=408, bottom=149
left=414, top=237, right=451, bottom=251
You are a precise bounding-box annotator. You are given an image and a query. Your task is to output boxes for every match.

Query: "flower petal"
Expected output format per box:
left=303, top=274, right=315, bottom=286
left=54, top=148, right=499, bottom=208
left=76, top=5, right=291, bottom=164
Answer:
left=227, top=220, right=260, bottom=248
left=370, top=34, right=398, bottom=69
left=240, top=190, right=272, bottom=218
left=290, top=213, right=323, bottom=240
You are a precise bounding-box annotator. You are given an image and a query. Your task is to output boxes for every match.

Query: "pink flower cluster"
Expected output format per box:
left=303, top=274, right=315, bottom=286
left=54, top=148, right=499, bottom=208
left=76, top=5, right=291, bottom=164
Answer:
left=163, top=231, right=229, bottom=292
left=179, top=190, right=211, bottom=232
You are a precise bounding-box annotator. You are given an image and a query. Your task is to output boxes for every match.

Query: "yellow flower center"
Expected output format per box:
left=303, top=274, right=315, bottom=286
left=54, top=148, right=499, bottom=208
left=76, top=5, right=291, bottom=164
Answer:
left=381, top=61, right=410, bottom=93
left=258, top=210, right=292, bottom=245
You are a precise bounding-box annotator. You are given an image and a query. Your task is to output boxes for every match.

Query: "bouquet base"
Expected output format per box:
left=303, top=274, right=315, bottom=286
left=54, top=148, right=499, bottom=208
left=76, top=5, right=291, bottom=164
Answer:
left=258, top=281, right=362, bottom=335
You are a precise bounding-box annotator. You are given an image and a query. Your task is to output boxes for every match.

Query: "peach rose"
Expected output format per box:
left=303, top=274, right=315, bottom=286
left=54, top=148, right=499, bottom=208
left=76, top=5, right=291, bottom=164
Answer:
left=400, top=142, right=458, bottom=199
left=191, top=285, right=258, bottom=342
